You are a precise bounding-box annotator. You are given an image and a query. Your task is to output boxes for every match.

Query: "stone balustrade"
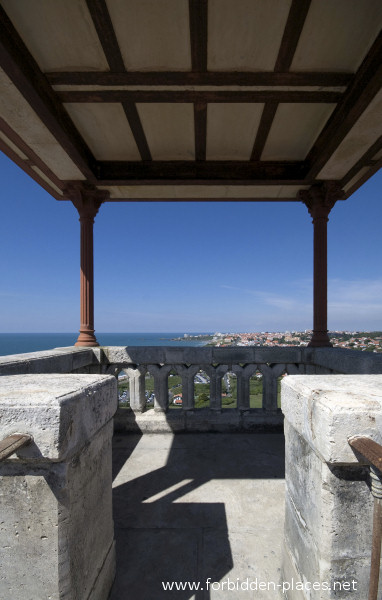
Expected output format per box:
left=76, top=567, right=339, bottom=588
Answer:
left=1, top=345, right=382, bottom=432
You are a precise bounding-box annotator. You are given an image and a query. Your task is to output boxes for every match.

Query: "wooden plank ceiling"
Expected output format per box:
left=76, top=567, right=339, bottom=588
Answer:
left=0, top=0, right=381, bottom=202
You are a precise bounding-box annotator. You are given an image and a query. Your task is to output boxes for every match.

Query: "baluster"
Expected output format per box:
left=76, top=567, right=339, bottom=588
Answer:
left=123, top=366, right=147, bottom=412
left=147, top=364, right=173, bottom=412
left=205, top=364, right=228, bottom=410
left=259, top=363, right=285, bottom=411
left=232, top=364, right=257, bottom=410
left=176, top=365, right=199, bottom=410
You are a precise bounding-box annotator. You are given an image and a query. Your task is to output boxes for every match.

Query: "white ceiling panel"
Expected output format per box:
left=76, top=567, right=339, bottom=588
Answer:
left=208, top=0, right=291, bottom=71
left=262, top=104, right=335, bottom=161
left=107, top=0, right=191, bottom=71
left=137, top=104, right=194, bottom=160
left=291, top=0, right=382, bottom=72
left=318, top=89, right=382, bottom=180
left=64, top=103, right=141, bottom=161
left=207, top=104, right=264, bottom=160
left=1, top=0, right=109, bottom=72
left=100, top=184, right=307, bottom=199
left=0, top=68, right=85, bottom=180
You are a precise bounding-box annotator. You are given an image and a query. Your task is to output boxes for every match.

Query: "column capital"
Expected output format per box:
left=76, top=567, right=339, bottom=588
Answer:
left=299, top=181, right=344, bottom=221
left=64, top=183, right=109, bottom=220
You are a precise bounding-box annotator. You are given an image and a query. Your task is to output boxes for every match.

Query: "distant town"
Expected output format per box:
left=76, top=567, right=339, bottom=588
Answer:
left=174, top=331, right=382, bottom=352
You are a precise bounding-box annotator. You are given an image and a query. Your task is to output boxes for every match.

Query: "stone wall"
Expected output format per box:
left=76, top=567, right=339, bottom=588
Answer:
left=281, top=375, right=382, bottom=599
left=0, top=373, right=117, bottom=600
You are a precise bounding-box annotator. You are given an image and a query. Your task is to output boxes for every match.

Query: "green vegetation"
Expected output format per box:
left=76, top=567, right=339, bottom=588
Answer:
left=250, top=376, right=263, bottom=408
left=194, top=392, right=210, bottom=408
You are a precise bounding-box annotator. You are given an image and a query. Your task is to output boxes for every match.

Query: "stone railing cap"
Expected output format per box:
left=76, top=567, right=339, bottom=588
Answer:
left=281, top=374, right=382, bottom=464
left=0, top=373, right=117, bottom=461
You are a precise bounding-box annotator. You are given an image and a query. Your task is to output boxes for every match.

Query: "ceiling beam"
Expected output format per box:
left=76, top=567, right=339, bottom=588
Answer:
left=342, top=158, right=382, bottom=199
left=306, top=31, right=382, bottom=179
left=0, top=5, right=96, bottom=180
left=85, top=1, right=152, bottom=164
left=250, top=102, right=278, bottom=161
left=85, top=0, right=125, bottom=71
left=0, top=116, right=64, bottom=189
left=274, top=0, right=312, bottom=72
left=252, top=0, right=311, bottom=162
left=341, top=134, right=382, bottom=187
left=58, top=89, right=342, bottom=103
left=194, top=102, right=207, bottom=161
left=189, top=0, right=208, bottom=72
left=47, top=71, right=351, bottom=87
left=96, top=160, right=309, bottom=184
left=122, top=102, right=152, bottom=161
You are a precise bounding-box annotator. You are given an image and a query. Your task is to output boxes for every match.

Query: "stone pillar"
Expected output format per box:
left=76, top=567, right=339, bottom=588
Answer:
left=124, top=366, right=147, bottom=412
left=300, top=182, right=343, bottom=348
left=0, top=373, right=118, bottom=600
left=66, top=185, right=108, bottom=347
left=281, top=374, right=382, bottom=599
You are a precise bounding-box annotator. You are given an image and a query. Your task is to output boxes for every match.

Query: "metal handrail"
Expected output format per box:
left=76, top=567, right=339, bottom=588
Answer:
left=0, top=434, right=32, bottom=461
left=348, top=436, right=382, bottom=600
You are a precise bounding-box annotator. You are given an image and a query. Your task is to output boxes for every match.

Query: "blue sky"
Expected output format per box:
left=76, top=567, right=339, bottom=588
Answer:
left=0, top=150, right=381, bottom=333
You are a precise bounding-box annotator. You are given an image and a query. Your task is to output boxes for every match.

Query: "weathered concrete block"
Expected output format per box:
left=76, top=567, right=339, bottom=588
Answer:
left=0, top=374, right=117, bottom=460
left=282, top=375, right=382, bottom=599
left=0, top=374, right=117, bottom=600
left=282, top=375, right=382, bottom=464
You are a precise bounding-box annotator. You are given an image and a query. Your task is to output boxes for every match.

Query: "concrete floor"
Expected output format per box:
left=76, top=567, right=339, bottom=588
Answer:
left=109, top=432, right=285, bottom=600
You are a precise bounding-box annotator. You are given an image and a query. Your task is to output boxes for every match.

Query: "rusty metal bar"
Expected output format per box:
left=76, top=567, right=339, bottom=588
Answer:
left=349, top=436, right=382, bottom=470
left=348, top=436, right=382, bottom=600
left=0, top=434, right=32, bottom=461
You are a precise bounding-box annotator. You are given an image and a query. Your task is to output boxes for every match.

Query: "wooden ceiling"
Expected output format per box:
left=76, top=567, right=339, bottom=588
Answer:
left=0, top=0, right=381, bottom=202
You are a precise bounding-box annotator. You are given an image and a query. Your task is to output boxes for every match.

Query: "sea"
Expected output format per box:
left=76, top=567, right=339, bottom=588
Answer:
left=0, top=333, right=211, bottom=357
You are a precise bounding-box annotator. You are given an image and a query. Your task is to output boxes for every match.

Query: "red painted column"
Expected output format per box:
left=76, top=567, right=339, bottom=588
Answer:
left=66, top=185, right=108, bottom=347
left=300, top=183, right=343, bottom=348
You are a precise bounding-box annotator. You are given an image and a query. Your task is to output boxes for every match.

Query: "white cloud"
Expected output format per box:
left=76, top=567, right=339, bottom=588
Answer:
left=328, top=278, right=382, bottom=329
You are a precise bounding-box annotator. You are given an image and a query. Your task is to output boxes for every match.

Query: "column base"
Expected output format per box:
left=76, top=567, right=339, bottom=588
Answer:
left=75, top=329, right=99, bottom=347
left=308, top=330, right=333, bottom=347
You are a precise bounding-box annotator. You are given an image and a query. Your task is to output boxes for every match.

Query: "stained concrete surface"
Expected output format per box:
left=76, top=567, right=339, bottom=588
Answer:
left=109, top=432, right=285, bottom=599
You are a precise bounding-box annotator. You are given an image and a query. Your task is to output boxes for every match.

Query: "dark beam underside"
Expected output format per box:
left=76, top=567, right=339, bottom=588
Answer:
left=0, top=5, right=95, bottom=180
left=58, top=90, right=342, bottom=103
left=274, top=0, right=312, bottom=72
left=46, top=71, right=352, bottom=87
left=122, top=102, right=152, bottom=161
left=194, top=102, right=207, bottom=161
left=189, top=0, right=208, bottom=72
left=341, top=134, right=382, bottom=187
left=85, top=0, right=125, bottom=71
left=307, top=31, right=382, bottom=179
left=250, top=102, right=278, bottom=161
left=99, top=196, right=303, bottom=202
left=96, top=160, right=309, bottom=183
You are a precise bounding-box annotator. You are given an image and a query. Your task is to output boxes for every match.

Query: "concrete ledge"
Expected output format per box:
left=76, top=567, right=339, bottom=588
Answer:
left=114, top=407, right=283, bottom=433
left=305, top=347, right=382, bottom=374
left=0, top=373, right=117, bottom=460
left=282, top=375, right=382, bottom=464
left=0, top=347, right=96, bottom=375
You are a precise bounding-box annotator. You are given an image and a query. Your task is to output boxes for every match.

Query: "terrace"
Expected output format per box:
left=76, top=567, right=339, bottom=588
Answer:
left=1, top=1, right=382, bottom=598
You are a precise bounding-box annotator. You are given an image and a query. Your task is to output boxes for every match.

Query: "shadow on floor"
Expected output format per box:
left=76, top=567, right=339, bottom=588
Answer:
left=109, top=432, right=285, bottom=599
